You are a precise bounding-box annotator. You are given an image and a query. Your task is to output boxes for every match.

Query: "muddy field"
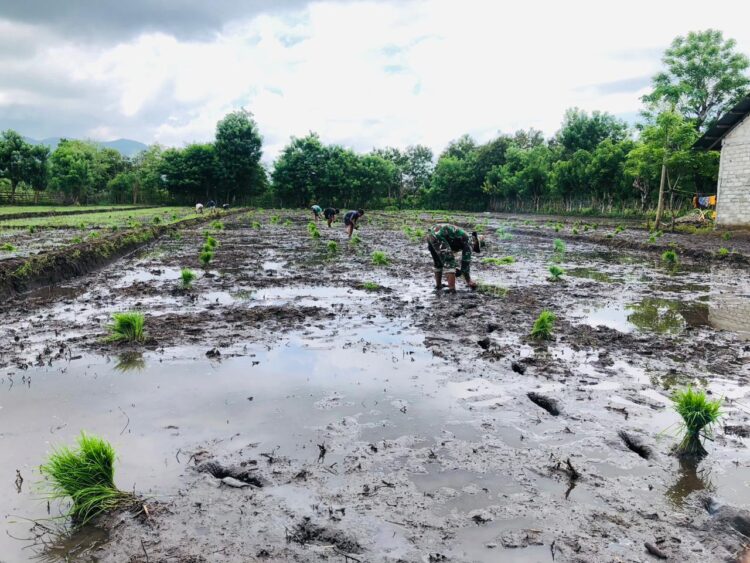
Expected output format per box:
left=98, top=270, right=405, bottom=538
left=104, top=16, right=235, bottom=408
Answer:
left=1, top=209, right=749, bottom=562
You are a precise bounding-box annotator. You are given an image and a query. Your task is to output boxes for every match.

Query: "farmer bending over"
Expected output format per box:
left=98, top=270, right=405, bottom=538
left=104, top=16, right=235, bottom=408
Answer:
left=344, top=209, right=364, bottom=238
left=311, top=205, right=323, bottom=220
left=427, top=224, right=481, bottom=292
left=323, top=207, right=340, bottom=227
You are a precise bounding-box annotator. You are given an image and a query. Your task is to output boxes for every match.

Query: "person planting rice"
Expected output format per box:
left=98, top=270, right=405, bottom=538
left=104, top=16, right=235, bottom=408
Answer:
left=311, top=204, right=323, bottom=220
left=344, top=209, right=364, bottom=238
left=427, top=224, right=482, bottom=292
left=323, top=207, right=340, bottom=227
left=195, top=203, right=204, bottom=214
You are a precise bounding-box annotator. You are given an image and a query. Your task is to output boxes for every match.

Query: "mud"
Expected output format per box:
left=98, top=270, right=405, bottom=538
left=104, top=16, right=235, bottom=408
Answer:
left=1, top=209, right=749, bottom=562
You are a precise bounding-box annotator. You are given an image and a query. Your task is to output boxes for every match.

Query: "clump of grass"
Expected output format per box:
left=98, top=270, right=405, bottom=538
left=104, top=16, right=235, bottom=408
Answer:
left=672, top=386, right=722, bottom=458
left=211, top=220, right=224, bottom=230
left=152, top=216, right=161, bottom=224
left=199, top=249, right=214, bottom=267
left=530, top=310, right=556, bottom=340
left=40, top=432, right=136, bottom=525
left=270, top=214, right=281, bottom=225
left=180, top=268, right=196, bottom=289
left=482, top=256, right=515, bottom=266
left=307, top=221, right=321, bottom=239
left=371, top=250, right=389, bottom=266
left=106, top=312, right=146, bottom=343
left=327, top=240, right=338, bottom=253
left=717, top=247, right=729, bottom=257
left=252, top=221, right=261, bottom=229
left=722, top=232, right=732, bottom=241
left=553, top=238, right=566, bottom=254
left=662, top=249, right=678, bottom=264
left=1, top=242, right=15, bottom=251
left=477, top=283, right=508, bottom=298
left=548, top=265, right=565, bottom=281
left=362, top=281, right=380, bottom=291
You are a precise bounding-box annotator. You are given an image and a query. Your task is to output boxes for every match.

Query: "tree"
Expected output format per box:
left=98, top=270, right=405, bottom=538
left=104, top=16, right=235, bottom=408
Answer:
left=557, top=108, right=629, bottom=154
left=215, top=109, right=263, bottom=203
left=132, top=145, right=166, bottom=204
left=441, top=134, right=477, bottom=160
left=161, top=143, right=218, bottom=203
left=27, top=144, right=50, bottom=202
left=49, top=139, right=96, bottom=203
left=587, top=139, right=636, bottom=210
left=0, top=130, right=42, bottom=203
left=91, top=147, right=126, bottom=198
left=551, top=149, right=592, bottom=209
left=272, top=133, right=328, bottom=207
left=643, top=30, right=750, bottom=132
left=429, top=154, right=479, bottom=209
left=372, top=144, right=433, bottom=203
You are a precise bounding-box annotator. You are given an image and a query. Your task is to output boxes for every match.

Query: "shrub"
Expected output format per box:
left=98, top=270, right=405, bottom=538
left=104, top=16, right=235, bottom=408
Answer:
left=327, top=240, right=338, bottom=253
left=717, top=247, right=729, bottom=257
left=180, top=268, right=196, bottom=289
left=672, top=387, right=722, bottom=457
left=548, top=265, right=565, bottom=281
left=661, top=249, right=678, bottom=264
left=482, top=256, right=515, bottom=266
left=530, top=310, right=556, bottom=340
left=199, top=249, right=214, bottom=267
left=0, top=242, right=15, bottom=251
left=40, top=432, right=136, bottom=524
left=106, top=312, right=146, bottom=343
left=553, top=238, right=566, bottom=253
left=371, top=250, right=389, bottom=266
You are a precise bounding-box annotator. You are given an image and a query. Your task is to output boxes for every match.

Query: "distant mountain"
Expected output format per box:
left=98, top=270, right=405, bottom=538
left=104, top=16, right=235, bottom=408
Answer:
left=24, top=136, right=148, bottom=157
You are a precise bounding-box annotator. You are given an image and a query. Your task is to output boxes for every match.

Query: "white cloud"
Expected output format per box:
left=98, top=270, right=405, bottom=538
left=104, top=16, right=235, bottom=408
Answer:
left=2, top=0, right=750, bottom=159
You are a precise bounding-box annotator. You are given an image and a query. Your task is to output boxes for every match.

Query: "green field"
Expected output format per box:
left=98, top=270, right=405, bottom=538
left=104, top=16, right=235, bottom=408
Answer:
left=0, top=205, right=146, bottom=216
left=0, top=207, right=201, bottom=229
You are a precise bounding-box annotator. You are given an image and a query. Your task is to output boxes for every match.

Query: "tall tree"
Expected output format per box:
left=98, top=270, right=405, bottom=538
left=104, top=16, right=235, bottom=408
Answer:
left=49, top=139, right=96, bottom=203
left=557, top=108, right=629, bottom=154
left=272, top=134, right=328, bottom=207
left=215, top=109, right=263, bottom=203
left=0, top=130, right=40, bottom=203
left=643, top=29, right=750, bottom=131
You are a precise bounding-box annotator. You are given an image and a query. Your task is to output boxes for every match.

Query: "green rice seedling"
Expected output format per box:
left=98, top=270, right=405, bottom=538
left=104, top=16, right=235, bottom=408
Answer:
left=199, top=249, right=214, bottom=267
left=553, top=238, right=566, bottom=254
left=530, top=310, right=556, bottom=340
left=327, top=240, right=338, bottom=253
left=648, top=233, right=657, bottom=244
left=672, top=386, right=722, bottom=457
left=204, top=236, right=218, bottom=250
left=482, top=256, right=515, bottom=266
left=0, top=242, right=15, bottom=251
left=371, top=250, right=389, bottom=266
left=79, top=221, right=86, bottom=230
left=169, top=230, right=182, bottom=240
left=40, top=432, right=136, bottom=525
left=572, top=227, right=579, bottom=235
left=172, top=213, right=178, bottom=220
left=722, top=232, right=732, bottom=241
left=477, top=283, right=508, bottom=298
left=362, top=281, right=380, bottom=291
left=152, top=216, right=161, bottom=224
left=211, top=220, right=224, bottom=230
left=583, top=225, right=590, bottom=232
left=252, top=221, right=261, bottom=229
left=548, top=265, right=565, bottom=281
left=71, top=236, right=83, bottom=244
left=554, top=224, right=561, bottom=233
left=283, top=219, right=293, bottom=226
left=270, top=214, right=281, bottom=225
left=106, top=312, right=146, bottom=343
left=88, top=231, right=99, bottom=238
left=717, top=247, right=729, bottom=257
left=307, top=221, right=321, bottom=239
left=661, top=249, right=678, bottom=264
left=350, top=232, right=362, bottom=245
left=28, top=225, right=36, bottom=234
left=614, top=225, right=625, bottom=234
left=180, top=268, right=196, bottom=289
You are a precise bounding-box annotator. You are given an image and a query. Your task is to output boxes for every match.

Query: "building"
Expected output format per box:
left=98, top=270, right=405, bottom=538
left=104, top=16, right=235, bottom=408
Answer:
left=694, top=95, right=750, bottom=228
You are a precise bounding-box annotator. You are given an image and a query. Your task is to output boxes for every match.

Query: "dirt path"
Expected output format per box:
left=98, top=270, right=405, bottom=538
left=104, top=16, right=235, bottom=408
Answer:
left=1, top=210, right=749, bottom=562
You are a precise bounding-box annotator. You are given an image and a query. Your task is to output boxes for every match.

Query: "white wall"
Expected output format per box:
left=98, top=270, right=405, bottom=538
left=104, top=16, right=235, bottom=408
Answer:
left=717, top=114, right=750, bottom=227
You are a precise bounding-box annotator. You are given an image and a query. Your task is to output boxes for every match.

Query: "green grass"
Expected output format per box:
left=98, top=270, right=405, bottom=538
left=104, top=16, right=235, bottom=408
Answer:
left=553, top=238, right=566, bottom=253
left=530, top=310, right=556, bottom=340
left=180, top=268, right=196, bottom=289
left=0, top=242, right=15, bottom=251
left=482, top=256, right=515, bottom=266
left=0, top=207, right=196, bottom=229
left=40, top=432, right=136, bottom=525
left=106, top=312, right=146, bottom=343
left=362, top=281, right=380, bottom=291
left=548, top=265, right=565, bottom=281
left=327, top=240, right=338, bottom=253
left=672, top=386, right=722, bottom=457
left=717, top=247, right=729, bottom=257
left=661, top=249, right=678, bottom=264
left=199, top=249, right=214, bottom=267
left=371, top=250, right=389, bottom=266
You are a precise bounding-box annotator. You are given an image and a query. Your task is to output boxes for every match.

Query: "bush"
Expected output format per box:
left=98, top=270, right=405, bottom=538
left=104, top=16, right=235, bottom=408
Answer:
left=530, top=310, right=556, bottom=340
left=106, top=312, right=146, bottom=343
left=548, top=265, right=565, bottom=281
left=672, top=387, right=722, bottom=457
left=371, top=250, right=389, bottom=265
left=40, top=432, right=136, bottom=524
left=180, top=268, right=196, bottom=289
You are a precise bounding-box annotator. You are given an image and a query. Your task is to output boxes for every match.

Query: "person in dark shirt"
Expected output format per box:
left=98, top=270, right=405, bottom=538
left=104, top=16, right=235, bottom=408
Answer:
left=427, top=224, right=481, bottom=291
left=323, top=207, right=340, bottom=227
left=343, top=209, right=364, bottom=238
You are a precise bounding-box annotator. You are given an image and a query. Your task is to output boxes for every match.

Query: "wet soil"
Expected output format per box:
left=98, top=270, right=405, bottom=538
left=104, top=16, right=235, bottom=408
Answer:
left=1, top=210, right=749, bottom=562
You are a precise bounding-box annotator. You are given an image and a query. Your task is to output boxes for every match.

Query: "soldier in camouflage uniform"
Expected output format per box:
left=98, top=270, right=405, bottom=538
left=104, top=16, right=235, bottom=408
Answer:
left=426, top=224, right=481, bottom=291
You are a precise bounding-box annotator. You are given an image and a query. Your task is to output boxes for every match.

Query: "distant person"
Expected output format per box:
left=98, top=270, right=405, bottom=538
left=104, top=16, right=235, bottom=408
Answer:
left=207, top=200, right=216, bottom=209
left=222, top=203, right=230, bottom=210
left=343, top=209, right=364, bottom=238
left=311, top=204, right=323, bottom=221
left=195, top=203, right=204, bottom=214
left=427, top=224, right=482, bottom=292
left=323, top=207, right=340, bottom=227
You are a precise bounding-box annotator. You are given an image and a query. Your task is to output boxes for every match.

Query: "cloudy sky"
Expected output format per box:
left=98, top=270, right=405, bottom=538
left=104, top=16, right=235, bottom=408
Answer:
left=1, top=0, right=749, bottom=160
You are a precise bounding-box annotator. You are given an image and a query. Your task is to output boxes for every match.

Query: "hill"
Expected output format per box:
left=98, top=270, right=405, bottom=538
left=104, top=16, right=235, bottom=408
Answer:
left=24, top=136, right=148, bottom=157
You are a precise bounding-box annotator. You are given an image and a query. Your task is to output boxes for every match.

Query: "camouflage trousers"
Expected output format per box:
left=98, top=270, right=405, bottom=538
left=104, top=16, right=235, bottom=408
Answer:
left=427, top=234, right=470, bottom=275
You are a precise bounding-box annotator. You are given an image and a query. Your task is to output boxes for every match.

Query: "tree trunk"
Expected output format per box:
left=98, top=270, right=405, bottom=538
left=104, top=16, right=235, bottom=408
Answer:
left=654, top=162, right=667, bottom=230
left=10, top=181, right=16, bottom=204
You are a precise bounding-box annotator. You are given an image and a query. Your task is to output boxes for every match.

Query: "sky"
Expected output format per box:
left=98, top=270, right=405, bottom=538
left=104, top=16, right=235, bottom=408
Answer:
left=1, top=0, right=749, bottom=161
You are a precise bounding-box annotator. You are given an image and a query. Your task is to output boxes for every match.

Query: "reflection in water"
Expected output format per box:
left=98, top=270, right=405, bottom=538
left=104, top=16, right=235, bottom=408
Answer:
left=665, top=457, right=714, bottom=508
left=114, top=352, right=146, bottom=372
left=626, top=299, right=687, bottom=335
